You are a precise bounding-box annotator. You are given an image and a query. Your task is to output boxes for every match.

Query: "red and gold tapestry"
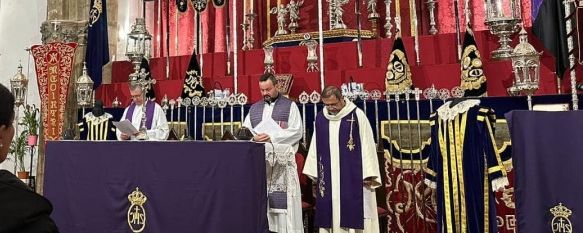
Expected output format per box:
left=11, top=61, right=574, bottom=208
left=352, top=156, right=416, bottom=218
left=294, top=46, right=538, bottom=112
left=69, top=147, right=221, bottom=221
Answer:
left=31, top=42, right=78, bottom=141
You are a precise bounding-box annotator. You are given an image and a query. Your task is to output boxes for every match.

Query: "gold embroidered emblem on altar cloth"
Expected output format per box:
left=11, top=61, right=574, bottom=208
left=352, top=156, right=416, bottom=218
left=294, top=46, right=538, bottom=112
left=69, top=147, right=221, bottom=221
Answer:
left=127, top=187, right=148, bottom=233
left=550, top=203, right=573, bottom=233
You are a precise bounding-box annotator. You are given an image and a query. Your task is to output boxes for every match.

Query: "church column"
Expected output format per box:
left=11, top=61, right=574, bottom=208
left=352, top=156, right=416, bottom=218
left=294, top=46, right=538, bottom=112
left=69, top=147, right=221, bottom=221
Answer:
left=37, top=18, right=86, bottom=194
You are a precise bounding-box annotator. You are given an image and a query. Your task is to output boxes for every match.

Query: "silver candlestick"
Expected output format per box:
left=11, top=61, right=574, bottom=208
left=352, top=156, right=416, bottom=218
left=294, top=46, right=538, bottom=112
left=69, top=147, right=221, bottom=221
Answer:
left=264, top=45, right=275, bottom=74
left=300, top=34, right=319, bottom=72
left=427, top=0, right=438, bottom=34
left=242, top=13, right=257, bottom=50
left=384, top=0, right=393, bottom=38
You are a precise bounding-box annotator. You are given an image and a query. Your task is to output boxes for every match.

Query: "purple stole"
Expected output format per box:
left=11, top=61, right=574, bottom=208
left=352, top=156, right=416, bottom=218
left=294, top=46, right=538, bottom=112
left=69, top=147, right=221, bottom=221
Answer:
left=315, top=109, right=364, bottom=229
left=249, top=95, right=292, bottom=129
left=125, top=100, right=155, bottom=129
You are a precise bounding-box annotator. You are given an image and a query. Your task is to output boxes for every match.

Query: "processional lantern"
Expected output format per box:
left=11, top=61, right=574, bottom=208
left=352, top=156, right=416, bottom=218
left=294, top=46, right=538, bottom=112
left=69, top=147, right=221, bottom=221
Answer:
left=509, top=26, right=541, bottom=110
left=125, top=17, right=152, bottom=81
left=10, top=64, right=28, bottom=107
left=76, top=62, right=95, bottom=108
left=484, top=0, right=521, bottom=60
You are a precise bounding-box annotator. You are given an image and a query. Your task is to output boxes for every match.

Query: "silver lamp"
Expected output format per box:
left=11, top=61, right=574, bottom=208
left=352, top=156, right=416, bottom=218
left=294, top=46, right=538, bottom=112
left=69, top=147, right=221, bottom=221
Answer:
left=125, top=17, right=152, bottom=81
left=484, top=0, right=521, bottom=60
left=76, top=62, right=95, bottom=114
left=10, top=64, right=28, bottom=107
left=508, top=26, right=541, bottom=110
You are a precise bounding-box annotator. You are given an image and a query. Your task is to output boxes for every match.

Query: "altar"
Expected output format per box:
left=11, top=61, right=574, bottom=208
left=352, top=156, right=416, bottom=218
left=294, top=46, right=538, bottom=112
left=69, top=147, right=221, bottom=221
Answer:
left=43, top=141, right=268, bottom=233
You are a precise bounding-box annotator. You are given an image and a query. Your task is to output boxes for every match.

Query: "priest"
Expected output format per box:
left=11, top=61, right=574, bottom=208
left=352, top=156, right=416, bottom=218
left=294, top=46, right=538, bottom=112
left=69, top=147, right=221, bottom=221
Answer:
left=303, top=86, right=381, bottom=233
left=242, top=73, right=303, bottom=233
left=116, top=82, right=169, bottom=141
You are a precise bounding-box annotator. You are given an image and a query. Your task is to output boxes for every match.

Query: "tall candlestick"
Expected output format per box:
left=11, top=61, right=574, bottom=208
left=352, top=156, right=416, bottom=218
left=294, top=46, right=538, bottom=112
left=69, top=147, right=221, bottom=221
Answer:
left=244, top=0, right=247, bottom=14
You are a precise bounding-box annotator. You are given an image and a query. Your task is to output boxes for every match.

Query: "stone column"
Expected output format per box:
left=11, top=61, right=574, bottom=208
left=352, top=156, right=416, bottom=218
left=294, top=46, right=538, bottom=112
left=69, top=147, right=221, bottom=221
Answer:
left=37, top=0, right=118, bottom=194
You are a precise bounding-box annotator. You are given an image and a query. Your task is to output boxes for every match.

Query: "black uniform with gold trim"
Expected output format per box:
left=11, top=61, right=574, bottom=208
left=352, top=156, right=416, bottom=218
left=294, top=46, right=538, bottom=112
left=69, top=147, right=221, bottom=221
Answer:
left=424, top=99, right=508, bottom=233
left=78, top=112, right=117, bottom=141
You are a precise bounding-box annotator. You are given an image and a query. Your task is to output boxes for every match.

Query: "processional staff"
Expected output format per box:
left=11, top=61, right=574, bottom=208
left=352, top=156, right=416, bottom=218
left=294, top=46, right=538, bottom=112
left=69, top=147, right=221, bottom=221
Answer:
left=218, top=98, right=228, bottom=138
left=404, top=90, right=419, bottom=232
left=228, top=94, right=237, bottom=134
left=238, top=93, right=248, bottom=126
left=192, top=96, right=201, bottom=140
left=299, top=91, right=310, bottom=148
left=370, top=89, right=382, bottom=143
left=177, top=97, right=183, bottom=135
left=169, top=99, right=176, bottom=132
left=309, top=91, right=321, bottom=134
left=413, top=87, right=429, bottom=233
left=200, top=97, right=208, bottom=139
left=183, top=98, right=192, bottom=139
left=209, top=96, right=218, bottom=140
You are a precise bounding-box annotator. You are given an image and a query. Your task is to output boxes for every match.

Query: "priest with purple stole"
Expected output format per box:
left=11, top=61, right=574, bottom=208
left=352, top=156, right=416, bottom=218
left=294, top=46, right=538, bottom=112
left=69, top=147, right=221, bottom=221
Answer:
left=303, top=86, right=381, bottom=233
left=242, top=73, right=303, bottom=233
left=116, top=82, right=169, bottom=141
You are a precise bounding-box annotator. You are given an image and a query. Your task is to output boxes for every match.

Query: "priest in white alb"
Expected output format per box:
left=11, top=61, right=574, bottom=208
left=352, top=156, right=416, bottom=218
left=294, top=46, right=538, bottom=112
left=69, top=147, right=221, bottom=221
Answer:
left=242, top=73, right=303, bottom=233
left=303, top=86, right=381, bottom=233
left=116, top=82, right=169, bottom=141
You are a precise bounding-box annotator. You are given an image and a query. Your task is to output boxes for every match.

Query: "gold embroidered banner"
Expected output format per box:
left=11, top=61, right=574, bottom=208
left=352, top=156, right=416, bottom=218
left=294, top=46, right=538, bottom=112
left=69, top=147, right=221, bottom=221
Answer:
left=31, top=42, right=78, bottom=140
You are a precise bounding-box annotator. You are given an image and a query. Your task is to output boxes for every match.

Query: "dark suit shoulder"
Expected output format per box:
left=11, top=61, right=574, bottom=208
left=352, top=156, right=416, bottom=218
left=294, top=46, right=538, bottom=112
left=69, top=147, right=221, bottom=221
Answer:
left=0, top=170, right=59, bottom=233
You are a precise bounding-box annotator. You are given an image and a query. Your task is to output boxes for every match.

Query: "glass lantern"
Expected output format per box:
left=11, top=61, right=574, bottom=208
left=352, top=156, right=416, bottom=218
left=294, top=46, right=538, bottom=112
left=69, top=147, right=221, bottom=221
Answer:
left=76, top=62, right=95, bottom=109
left=125, top=18, right=152, bottom=78
left=10, top=64, right=28, bottom=107
left=509, top=26, right=541, bottom=110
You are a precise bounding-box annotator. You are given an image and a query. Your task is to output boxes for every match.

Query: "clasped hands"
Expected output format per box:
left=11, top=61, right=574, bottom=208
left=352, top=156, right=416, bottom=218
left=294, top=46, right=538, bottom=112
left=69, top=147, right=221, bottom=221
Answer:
left=120, top=132, right=140, bottom=140
left=253, top=133, right=271, bottom=142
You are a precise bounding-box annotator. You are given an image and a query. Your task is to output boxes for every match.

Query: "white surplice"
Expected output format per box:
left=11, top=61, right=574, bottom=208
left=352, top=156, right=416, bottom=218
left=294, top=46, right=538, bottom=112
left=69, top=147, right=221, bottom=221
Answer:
left=264, top=143, right=304, bottom=233
left=116, top=102, right=170, bottom=141
left=243, top=99, right=304, bottom=233
left=303, top=99, right=381, bottom=233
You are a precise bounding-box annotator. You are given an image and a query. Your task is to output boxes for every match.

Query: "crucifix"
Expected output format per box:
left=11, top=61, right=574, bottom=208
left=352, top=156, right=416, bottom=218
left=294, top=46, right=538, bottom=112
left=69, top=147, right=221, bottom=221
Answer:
left=346, top=113, right=356, bottom=151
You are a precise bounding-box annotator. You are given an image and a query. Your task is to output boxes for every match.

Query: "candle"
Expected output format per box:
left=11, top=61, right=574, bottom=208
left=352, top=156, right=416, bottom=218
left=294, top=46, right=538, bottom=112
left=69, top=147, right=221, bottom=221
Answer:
left=244, top=0, right=247, bottom=14
left=277, top=0, right=281, bottom=7
left=250, top=0, right=254, bottom=12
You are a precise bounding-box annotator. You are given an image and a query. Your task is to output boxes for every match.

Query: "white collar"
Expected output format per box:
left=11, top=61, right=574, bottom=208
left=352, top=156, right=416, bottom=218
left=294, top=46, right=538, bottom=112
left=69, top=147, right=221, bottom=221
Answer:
left=436, top=99, right=480, bottom=121
left=323, top=97, right=357, bottom=121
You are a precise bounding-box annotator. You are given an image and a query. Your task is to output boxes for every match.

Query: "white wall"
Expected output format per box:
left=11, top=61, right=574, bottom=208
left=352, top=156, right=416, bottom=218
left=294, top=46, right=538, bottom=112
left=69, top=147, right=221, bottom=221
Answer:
left=0, top=0, right=47, bottom=171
